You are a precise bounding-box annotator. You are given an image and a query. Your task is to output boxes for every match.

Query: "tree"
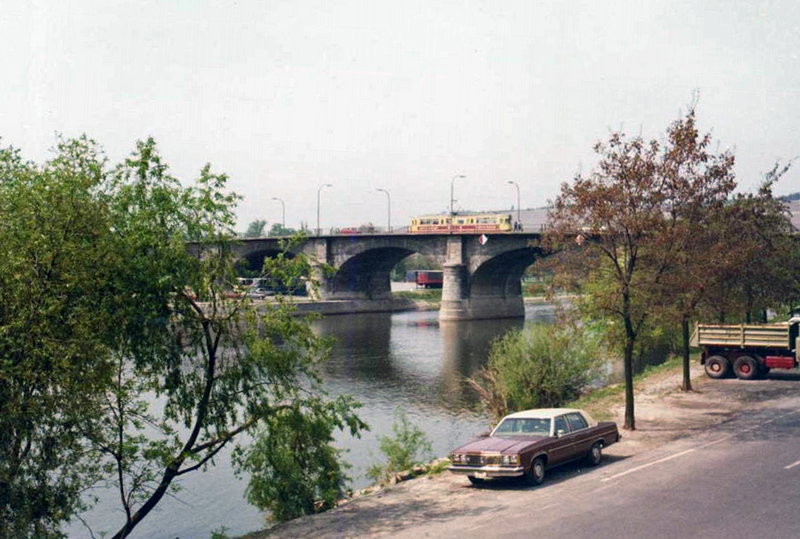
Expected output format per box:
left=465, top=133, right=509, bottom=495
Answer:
left=243, top=219, right=268, bottom=238
left=100, top=140, right=366, bottom=539
left=653, top=109, right=736, bottom=391
left=0, top=136, right=121, bottom=539
left=268, top=222, right=297, bottom=236
left=234, top=402, right=355, bottom=523
left=546, top=106, right=735, bottom=429
left=0, top=136, right=366, bottom=539
left=700, top=165, right=797, bottom=323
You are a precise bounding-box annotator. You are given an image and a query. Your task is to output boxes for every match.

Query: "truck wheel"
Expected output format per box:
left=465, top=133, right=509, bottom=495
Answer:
left=704, top=355, right=731, bottom=379
left=587, top=442, right=603, bottom=466
left=733, top=355, right=759, bottom=380
left=525, top=457, right=546, bottom=486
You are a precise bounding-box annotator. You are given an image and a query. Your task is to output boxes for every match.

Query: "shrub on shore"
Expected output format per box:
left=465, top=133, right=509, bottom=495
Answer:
left=468, top=322, right=605, bottom=421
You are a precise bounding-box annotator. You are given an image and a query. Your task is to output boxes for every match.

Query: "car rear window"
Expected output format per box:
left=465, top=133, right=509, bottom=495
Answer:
left=566, top=412, right=588, bottom=431
left=554, top=416, right=568, bottom=434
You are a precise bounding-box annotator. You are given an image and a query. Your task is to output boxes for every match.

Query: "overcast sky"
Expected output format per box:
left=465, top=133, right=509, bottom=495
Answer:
left=3, top=0, right=799, bottom=231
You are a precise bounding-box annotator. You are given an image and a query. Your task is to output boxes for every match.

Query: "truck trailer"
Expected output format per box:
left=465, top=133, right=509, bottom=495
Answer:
left=691, top=317, right=800, bottom=380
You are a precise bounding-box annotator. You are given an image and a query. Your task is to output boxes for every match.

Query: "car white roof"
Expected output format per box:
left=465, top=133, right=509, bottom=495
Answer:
left=502, top=408, right=582, bottom=420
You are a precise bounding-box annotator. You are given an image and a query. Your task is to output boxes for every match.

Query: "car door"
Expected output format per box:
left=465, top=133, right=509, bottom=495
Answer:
left=565, top=412, right=593, bottom=457
left=547, top=414, right=575, bottom=465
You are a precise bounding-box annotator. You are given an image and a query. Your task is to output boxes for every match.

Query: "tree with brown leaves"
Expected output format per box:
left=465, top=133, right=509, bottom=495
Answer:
left=546, top=106, right=735, bottom=430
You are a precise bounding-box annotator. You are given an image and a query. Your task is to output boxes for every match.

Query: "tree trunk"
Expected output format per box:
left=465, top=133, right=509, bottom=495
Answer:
left=623, top=326, right=636, bottom=431
left=623, top=338, right=635, bottom=430
left=681, top=315, right=692, bottom=391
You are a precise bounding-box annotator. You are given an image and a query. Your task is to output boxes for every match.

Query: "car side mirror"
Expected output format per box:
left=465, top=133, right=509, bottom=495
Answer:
left=478, top=431, right=491, bottom=438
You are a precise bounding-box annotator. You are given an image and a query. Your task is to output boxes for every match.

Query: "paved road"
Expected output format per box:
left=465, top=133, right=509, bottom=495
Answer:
left=389, top=397, right=800, bottom=539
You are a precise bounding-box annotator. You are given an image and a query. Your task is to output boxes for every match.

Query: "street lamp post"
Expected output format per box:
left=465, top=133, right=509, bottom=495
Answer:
left=317, top=183, right=332, bottom=236
left=376, top=188, right=391, bottom=232
left=507, top=181, right=521, bottom=230
left=450, top=174, right=466, bottom=215
left=271, top=197, right=285, bottom=230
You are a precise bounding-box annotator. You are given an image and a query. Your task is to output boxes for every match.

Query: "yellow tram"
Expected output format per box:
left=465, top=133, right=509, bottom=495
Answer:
left=409, top=213, right=513, bottom=234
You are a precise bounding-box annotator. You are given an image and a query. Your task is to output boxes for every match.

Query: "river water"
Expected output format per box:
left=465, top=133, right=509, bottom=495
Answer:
left=69, top=304, right=557, bottom=539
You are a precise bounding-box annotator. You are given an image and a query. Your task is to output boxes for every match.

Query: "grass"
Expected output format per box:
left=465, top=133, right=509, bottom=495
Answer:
left=393, top=289, right=442, bottom=302
left=425, top=458, right=451, bottom=476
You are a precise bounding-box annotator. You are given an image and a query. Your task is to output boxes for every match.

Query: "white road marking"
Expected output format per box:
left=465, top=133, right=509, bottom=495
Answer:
left=784, top=459, right=800, bottom=470
left=601, top=449, right=696, bottom=482
left=602, top=409, right=800, bottom=483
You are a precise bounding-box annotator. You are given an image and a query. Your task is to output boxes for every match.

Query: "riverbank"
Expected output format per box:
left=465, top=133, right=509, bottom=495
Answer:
left=278, top=293, right=563, bottom=317
left=242, top=360, right=784, bottom=538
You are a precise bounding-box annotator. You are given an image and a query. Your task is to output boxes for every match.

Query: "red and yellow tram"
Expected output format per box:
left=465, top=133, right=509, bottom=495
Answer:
left=409, top=213, right=513, bottom=234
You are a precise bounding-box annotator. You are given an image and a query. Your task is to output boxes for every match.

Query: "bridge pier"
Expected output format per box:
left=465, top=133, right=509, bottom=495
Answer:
left=438, top=236, right=527, bottom=321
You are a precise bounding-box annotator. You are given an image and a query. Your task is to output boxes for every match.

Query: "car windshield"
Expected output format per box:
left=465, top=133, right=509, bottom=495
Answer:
left=492, top=417, right=551, bottom=436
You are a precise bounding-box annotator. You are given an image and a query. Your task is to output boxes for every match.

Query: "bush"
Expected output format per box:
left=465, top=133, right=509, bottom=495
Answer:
left=468, top=323, right=605, bottom=421
left=235, top=403, right=360, bottom=523
left=366, top=410, right=432, bottom=485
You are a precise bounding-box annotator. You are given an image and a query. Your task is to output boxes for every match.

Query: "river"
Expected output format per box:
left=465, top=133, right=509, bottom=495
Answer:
left=69, top=304, right=557, bottom=539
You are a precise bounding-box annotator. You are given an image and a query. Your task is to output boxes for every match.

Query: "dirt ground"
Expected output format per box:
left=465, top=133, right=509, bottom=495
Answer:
left=244, top=363, right=799, bottom=539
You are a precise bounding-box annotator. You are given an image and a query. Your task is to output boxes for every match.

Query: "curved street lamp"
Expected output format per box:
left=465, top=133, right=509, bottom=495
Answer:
left=450, top=174, right=466, bottom=215
left=376, top=188, right=391, bottom=232
left=271, top=197, right=285, bottom=230
left=507, top=181, right=521, bottom=230
left=317, top=183, right=332, bottom=236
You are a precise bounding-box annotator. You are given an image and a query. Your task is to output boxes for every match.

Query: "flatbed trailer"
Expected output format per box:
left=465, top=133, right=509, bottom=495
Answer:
left=691, top=317, right=800, bottom=380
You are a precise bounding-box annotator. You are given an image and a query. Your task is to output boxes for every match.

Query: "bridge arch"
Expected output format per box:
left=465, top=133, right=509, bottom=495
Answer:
left=469, top=247, right=544, bottom=299
left=328, top=246, right=416, bottom=299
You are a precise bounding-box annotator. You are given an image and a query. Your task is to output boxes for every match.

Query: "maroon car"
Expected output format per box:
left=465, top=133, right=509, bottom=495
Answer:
left=448, top=408, right=619, bottom=485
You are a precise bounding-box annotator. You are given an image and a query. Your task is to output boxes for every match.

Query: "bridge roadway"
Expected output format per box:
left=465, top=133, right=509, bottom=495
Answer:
left=234, top=232, right=546, bottom=321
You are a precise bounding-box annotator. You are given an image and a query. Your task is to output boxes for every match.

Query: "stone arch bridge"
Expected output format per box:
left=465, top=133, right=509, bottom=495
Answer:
left=234, top=233, right=547, bottom=321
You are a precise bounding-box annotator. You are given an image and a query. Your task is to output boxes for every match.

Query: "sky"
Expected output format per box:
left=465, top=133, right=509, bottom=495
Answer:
left=3, top=0, right=799, bottom=232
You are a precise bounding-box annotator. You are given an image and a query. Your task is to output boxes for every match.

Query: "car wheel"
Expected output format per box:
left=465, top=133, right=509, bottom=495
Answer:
left=525, top=457, right=545, bottom=486
left=733, top=355, right=759, bottom=380
left=467, top=476, right=485, bottom=485
left=704, top=355, right=731, bottom=379
left=587, top=442, right=603, bottom=466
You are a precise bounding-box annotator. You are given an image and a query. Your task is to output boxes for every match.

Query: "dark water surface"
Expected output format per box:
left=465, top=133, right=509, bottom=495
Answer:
left=69, top=305, right=556, bottom=539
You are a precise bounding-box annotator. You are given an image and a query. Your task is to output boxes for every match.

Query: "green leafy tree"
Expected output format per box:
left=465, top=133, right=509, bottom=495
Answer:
left=0, top=136, right=120, bottom=539
left=98, top=140, right=365, bottom=539
left=244, top=219, right=268, bottom=238
left=268, top=222, right=297, bottom=237
left=468, top=323, right=604, bottom=422
left=235, top=403, right=355, bottom=523
left=0, top=136, right=365, bottom=539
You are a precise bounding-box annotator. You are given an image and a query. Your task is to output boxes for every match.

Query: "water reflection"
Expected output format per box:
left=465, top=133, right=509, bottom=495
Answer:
left=314, top=312, right=530, bottom=412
